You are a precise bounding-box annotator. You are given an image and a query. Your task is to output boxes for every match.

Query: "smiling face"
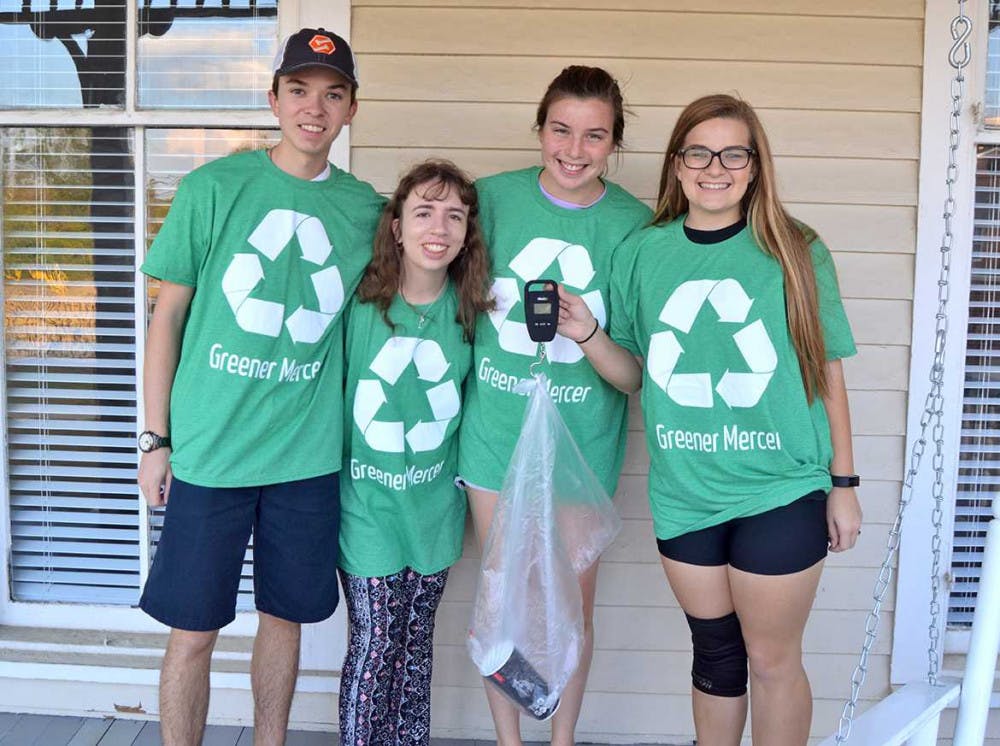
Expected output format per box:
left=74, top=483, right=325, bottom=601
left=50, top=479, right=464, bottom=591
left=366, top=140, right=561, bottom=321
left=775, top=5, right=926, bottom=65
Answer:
left=537, top=96, right=617, bottom=206
left=674, top=117, right=755, bottom=230
left=267, top=66, right=357, bottom=178
left=392, top=180, right=470, bottom=289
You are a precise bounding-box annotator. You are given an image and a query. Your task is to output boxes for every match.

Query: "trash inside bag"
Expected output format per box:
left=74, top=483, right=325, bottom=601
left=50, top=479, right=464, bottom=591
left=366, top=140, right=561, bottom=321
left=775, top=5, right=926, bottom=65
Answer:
left=468, top=373, right=622, bottom=720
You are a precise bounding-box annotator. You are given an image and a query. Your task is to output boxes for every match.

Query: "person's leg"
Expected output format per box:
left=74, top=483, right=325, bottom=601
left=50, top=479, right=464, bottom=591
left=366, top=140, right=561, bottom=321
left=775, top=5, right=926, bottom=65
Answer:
left=159, top=628, right=219, bottom=746
left=728, top=492, right=829, bottom=746
left=252, top=473, right=342, bottom=742
left=396, top=568, right=450, bottom=745
left=466, top=484, right=522, bottom=746
left=730, top=562, right=822, bottom=746
left=251, top=612, right=301, bottom=746
left=140, top=478, right=256, bottom=745
left=550, top=559, right=600, bottom=746
left=338, top=569, right=366, bottom=746
left=338, top=569, right=407, bottom=746
left=660, top=557, right=747, bottom=746
left=387, top=570, right=419, bottom=736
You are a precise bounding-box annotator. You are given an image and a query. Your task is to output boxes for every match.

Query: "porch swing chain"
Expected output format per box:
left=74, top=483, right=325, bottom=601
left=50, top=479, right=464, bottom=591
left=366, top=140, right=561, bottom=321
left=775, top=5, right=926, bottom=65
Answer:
left=927, top=0, right=971, bottom=689
left=834, top=1, right=970, bottom=741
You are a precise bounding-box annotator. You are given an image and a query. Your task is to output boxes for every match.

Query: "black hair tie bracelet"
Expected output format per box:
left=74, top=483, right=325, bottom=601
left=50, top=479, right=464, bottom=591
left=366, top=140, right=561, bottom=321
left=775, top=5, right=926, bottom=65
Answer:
left=577, top=319, right=600, bottom=345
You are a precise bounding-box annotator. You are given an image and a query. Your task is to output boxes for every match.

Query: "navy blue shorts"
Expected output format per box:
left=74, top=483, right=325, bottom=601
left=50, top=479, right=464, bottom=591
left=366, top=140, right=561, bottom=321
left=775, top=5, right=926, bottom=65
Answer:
left=140, top=472, right=340, bottom=631
left=656, top=490, right=828, bottom=575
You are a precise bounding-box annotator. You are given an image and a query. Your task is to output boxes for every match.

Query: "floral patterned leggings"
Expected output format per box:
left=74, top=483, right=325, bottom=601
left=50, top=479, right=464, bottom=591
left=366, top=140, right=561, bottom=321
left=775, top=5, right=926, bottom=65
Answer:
left=338, top=567, right=449, bottom=746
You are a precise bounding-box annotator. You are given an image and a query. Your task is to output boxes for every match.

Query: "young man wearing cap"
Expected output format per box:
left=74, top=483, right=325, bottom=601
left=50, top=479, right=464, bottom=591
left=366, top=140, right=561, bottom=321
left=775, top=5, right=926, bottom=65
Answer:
left=136, top=28, right=383, bottom=746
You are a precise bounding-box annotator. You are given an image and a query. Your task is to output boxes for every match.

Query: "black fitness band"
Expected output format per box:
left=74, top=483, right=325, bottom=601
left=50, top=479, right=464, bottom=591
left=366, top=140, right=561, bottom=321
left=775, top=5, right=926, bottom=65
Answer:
left=831, top=474, right=861, bottom=488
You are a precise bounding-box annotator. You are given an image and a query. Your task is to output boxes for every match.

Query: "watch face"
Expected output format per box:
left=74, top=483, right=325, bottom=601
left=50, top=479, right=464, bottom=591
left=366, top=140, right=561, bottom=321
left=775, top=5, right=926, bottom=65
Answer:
left=138, top=431, right=156, bottom=452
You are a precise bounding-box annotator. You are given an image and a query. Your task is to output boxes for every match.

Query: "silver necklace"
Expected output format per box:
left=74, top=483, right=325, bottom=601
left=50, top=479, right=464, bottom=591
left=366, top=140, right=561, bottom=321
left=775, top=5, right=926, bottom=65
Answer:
left=399, top=288, right=435, bottom=329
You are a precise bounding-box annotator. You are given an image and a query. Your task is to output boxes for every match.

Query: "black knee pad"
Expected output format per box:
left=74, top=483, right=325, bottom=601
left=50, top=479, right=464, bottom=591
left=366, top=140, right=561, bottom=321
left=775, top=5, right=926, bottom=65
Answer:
left=685, top=611, right=748, bottom=697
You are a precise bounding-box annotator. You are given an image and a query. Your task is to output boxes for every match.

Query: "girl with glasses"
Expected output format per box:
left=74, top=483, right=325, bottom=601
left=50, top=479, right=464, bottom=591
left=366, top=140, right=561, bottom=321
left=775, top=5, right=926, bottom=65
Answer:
left=457, top=66, right=651, bottom=745
left=558, top=93, right=862, bottom=745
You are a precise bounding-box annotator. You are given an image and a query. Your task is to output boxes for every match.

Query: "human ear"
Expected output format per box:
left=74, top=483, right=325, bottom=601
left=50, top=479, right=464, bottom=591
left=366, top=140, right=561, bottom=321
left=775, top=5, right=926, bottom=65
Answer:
left=344, top=100, right=358, bottom=126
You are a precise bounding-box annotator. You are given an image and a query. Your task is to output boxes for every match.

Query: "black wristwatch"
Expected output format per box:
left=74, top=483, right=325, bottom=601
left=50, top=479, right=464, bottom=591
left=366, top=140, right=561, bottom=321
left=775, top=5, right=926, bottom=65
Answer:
left=831, top=474, right=860, bottom=488
left=138, top=430, right=171, bottom=453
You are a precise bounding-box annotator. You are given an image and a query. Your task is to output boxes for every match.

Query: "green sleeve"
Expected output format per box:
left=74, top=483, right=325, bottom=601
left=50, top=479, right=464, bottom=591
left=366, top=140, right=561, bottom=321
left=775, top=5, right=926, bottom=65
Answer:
left=141, top=172, right=209, bottom=287
left=609, top=232, right=642, bottom=356
left=810, top=237, right=857, bottom=360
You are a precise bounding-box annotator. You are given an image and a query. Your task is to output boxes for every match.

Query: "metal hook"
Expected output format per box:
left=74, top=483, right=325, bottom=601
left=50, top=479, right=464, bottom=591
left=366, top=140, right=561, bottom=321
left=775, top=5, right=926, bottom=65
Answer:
left=528, top=345, right=546, bottom=378
left=949, top=14, right=972, bottom=70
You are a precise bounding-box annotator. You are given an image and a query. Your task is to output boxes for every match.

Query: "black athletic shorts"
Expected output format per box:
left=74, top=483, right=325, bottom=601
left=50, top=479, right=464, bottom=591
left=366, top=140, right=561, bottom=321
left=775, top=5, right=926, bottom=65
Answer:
left=656, top=490, right=828, bottom=575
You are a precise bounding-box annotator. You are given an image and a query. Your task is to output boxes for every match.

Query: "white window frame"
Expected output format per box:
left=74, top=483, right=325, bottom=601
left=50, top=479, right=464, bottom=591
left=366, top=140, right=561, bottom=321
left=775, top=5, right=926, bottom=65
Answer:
left=893, top=0, right=995, bottom=685
left=0, top=0, right=350, bottom=673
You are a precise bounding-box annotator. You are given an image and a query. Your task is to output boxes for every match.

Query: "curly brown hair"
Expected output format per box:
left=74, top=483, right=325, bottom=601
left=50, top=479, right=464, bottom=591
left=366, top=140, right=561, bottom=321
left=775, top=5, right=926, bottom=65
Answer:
left=357, top=159, right=494, bottom=342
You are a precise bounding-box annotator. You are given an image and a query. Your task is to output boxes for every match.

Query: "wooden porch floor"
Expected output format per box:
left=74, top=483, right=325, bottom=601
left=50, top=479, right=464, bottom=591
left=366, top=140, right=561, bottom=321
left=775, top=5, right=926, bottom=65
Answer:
left=0, top=711, right=671, bottom=745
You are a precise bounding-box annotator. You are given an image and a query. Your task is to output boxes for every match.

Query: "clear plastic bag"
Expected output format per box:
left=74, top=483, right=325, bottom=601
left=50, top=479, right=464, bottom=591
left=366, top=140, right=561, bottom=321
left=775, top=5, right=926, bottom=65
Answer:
left=467, top=373, right=622, bottom=719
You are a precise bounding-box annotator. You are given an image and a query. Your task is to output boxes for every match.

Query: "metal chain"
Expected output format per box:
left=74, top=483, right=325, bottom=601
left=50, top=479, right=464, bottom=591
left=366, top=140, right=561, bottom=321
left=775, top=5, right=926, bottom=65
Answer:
left=834, top=1, right=970, bottom=740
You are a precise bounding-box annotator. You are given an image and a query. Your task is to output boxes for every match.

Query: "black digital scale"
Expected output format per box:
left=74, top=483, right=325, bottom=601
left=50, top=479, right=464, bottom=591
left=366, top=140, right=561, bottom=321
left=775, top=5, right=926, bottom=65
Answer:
left=524, top=279, right=559, bottom=343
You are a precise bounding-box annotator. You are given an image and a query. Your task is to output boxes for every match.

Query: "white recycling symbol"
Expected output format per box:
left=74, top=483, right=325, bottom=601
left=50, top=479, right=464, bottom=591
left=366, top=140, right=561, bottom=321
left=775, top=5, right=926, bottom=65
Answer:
left=221, top=209, right=345, bottom=344
left=488, top=237, right=605, bottom=364
left=353, top=337, right=461, bottom=453
left=648, top=279, right=777, bottom=408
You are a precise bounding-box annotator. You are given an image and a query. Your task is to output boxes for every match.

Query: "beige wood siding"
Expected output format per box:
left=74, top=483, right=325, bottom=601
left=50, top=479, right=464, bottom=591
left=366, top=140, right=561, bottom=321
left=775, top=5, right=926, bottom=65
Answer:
left=350, top=2, right=922, bottom=742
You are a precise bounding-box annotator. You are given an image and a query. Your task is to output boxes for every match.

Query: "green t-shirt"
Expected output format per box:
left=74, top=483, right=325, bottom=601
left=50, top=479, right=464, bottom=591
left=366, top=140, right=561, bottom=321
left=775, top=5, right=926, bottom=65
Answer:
left=339, top=286, right=471, bottom=576
left=141, top=149, right=384, bottom=487
left=458, top=167, right=652, bottom=494
left=610, top=219, right=856, bottom=540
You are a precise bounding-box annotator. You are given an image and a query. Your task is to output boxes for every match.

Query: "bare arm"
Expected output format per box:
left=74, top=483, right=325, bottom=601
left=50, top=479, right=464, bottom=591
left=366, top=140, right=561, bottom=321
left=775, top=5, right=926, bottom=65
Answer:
left=822, top=358, right=862, bottom=552
left=137, top=280, right=194, bottom=507
left=557, top=285, right=643, bottom=394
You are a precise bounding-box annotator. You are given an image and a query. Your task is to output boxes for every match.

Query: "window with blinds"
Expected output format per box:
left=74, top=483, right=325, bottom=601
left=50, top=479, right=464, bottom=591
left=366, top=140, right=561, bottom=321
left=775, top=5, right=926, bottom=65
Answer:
left=3, top=126, right=281, bottom=606
left=1, top=0, right=281, bottom=610
left=949, top=3, right=1000, bottom=628
left=3, top=127, right=139, bottom=603
left=952, top=146, right=1000, bottom=627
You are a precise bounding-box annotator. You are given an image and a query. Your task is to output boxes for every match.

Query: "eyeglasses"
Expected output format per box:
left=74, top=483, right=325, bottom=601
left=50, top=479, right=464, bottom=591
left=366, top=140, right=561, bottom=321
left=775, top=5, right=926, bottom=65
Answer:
left=677, top=146, right=756, bottom=170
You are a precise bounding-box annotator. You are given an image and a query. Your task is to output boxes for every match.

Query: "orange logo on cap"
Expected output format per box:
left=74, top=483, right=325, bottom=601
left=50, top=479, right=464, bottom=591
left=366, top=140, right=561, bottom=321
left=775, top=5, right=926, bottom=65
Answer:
left=309, top=34, right=335, bottom=55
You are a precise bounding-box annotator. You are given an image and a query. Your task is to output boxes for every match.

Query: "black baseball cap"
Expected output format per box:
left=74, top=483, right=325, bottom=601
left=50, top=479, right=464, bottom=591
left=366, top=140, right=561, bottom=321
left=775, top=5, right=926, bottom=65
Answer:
left=272, top=28, right=359, bottom=87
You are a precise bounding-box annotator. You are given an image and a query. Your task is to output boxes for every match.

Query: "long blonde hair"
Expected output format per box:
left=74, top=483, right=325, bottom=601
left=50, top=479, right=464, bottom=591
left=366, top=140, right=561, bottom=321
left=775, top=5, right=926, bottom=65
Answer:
left=653, top=94, right=828, bottom=402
